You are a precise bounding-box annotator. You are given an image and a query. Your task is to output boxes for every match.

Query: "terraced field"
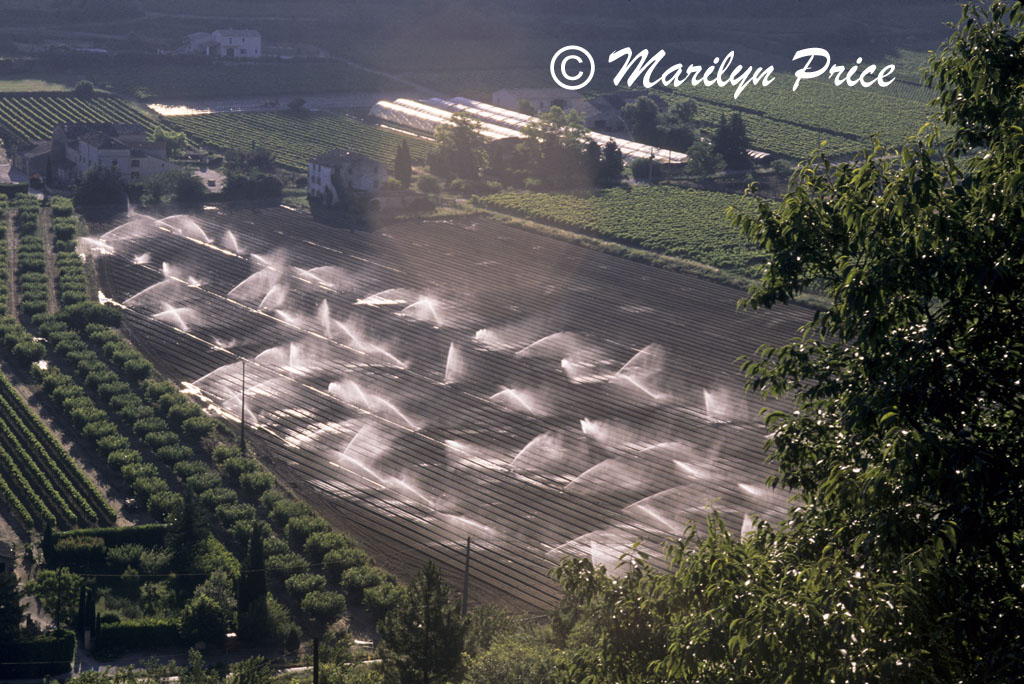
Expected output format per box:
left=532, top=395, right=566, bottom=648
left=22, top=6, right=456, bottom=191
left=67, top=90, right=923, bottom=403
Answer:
left=88, top=207, right=808, bottom=611
left=171, top=112, right=435, bottom=170
left=0, top=94, right=155, bottom=142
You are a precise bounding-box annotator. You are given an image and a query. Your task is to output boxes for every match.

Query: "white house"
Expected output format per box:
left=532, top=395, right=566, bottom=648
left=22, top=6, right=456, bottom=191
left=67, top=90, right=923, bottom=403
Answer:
left=308, top=150, right=387, bottom=206
left=51, top=123, right=178, bottom=185
left=182, top=29, right=261, bottom=58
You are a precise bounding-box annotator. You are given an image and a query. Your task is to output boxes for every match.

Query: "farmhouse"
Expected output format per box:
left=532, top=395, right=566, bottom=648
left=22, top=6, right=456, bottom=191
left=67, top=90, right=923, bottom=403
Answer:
left=307, top=150, right=387, bottom=206
left=46, top=123, right=177, bottom=185
left=181, top=29, right=261, bottom=58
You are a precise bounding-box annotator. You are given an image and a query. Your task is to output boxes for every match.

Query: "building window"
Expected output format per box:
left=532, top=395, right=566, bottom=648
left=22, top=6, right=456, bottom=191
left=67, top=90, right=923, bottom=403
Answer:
left=111, top=160, right=118, bottom=168
left=131, top=159, right=140, bottom=168
left=131, top=172, right=140, bottom=181
left=241, top=49, right=247, bottom=55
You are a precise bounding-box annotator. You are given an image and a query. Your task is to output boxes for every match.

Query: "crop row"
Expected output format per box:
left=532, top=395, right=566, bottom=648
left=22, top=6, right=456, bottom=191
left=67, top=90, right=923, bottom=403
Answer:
left=0, top=95, right=155, bottom=143
left=170, top=111, right=435, bottom=170
left=477, top=185, right=764, bottom=280
left=681, top=97, right=867, bottom=160
left=680, top=70, right=934, bottom=150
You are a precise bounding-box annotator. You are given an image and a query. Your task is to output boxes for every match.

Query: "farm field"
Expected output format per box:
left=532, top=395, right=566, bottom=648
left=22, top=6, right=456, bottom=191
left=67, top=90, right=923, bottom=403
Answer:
left=0, top=199, right=116, bottom=532
left=171, top=111, right=435, bottom=169
left=477, top=186, right=763, bottom=282
left=0, top=94, right=156, bottom=143
left=89, top=206, right=809, bottom=611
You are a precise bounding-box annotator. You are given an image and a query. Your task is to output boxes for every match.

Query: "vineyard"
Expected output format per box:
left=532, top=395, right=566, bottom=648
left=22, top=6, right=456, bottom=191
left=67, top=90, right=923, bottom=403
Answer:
left=171, top=111, right=435, bottom=170
left=676, top=71, right=934, bottom=151
left=477, top=186, right=764, bottom=280
left=0, top=94, right=156, bottom=143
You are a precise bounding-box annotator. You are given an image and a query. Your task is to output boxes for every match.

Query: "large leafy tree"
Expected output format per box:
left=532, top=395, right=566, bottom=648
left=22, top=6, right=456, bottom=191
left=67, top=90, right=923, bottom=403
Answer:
left=379, top=561, right=466, bottom=684
left=552, top=2, right=1024, bottom=682
left=430, top=112, right=488, bottom=180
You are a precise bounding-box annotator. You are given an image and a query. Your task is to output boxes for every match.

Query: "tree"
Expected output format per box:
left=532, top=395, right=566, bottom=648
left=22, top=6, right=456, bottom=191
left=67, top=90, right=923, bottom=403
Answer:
left=515, top=98, right=536, bottom=116
left=175, top=171, right=207, bottom=207
left=379, top=562, right=465, bottom=684
left=73, top=166, right=126, bottom=216
left=180, top=594, right=229, bottom=648
left=25, top=568, right=84, bottom=629
left=233, top=655, right=273, bottom=684
left=712, top=112, right=751, bottom=169
left=516, top=106, right=593, bottom=189
left=238, top=522, right=266, bottom=614
left=149, top=126, right=187, bottom=158
left=552, top=1, right=1024, bottom=681
left=620, top=95, right=660, bottom=145
left=300, top=590, right=346, bottom=632
left=686, top=139, right=726, bottom=177
left=393, top=140, right=412, bottom=188
left=0, top=571, right=25, bottom=640
left=73, top=80, right=95, bottom=98
left=431, top=112, right=487, bottom=180
left=165, top=489, right=208, bottom=572
left=597, top=140, right=624, bottom=186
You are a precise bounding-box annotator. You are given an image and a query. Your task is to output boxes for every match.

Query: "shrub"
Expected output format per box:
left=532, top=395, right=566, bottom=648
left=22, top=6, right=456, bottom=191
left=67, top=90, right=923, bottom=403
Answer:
left=323, top=547, right=370, bottom=583
left=107, top=449, right=140, bottom=472
left=284, top=515, right=329, bottom=547
left=61, top=301, right=122, bottom=329
left=12, top=340, right=45, bottom=364
left=182, top=415, right=217, bottom=441
left=270, top=498, right=311, bottom=527
left=300, top=590, right=347, bottom=627
left=223, top=456, right=257, bottom=481
left=167, top=401, right=202, bottom=427
left=133, top=416, right=169, bottom=436
left=265, top=551, right=309, bottom=575
left=199, top=486, right=237, bottom=509
left=339, top=565, right=386, bottom=601
left=143, top=430, right=179, bottom=449
left=185, top=471, right=221, bottom=494
left=363, top=581, right=406, bottom=617
left=172, top=460, right=206, bottom=479
left=95, top=433, right=131, bottom=456
left=214, top=502, right=255, bottom=526
left=303, top=530, right=353, bottom=563
left=285, top=573, right=326, bottom=599
left=156, top=444, right=193, bottom=464
left=147, top=491, right=182, bottom=521
left=212, top=443, right=242, bottom=463
left=82, top=419, right=117, bottom=441
left=239, top=470, right=274, bottom=497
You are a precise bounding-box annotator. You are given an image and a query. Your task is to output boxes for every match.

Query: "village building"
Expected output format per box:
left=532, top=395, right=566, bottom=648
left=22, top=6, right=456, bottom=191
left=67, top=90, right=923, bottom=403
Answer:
left=13, top=123, right=178, bottom=186
left=307, top=150, right=387, bottom=206
left=181, top=29, right=261, bottom=58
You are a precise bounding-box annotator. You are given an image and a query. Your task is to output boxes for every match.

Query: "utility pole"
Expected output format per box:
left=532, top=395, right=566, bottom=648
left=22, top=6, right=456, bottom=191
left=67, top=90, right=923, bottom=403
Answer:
left=461, top=536, right=471, bottom=616
left=239, top=358, right=246, bottom=454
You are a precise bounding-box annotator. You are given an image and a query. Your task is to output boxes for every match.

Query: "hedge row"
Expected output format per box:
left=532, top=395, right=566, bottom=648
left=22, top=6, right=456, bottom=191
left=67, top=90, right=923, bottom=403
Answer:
left=12, top=194, right=39, bottom=236
left=92, top=618, right=180, bottom=658
left=0, top=203, right=8, bottom=311
left=0, top=629, right=75, bottom=678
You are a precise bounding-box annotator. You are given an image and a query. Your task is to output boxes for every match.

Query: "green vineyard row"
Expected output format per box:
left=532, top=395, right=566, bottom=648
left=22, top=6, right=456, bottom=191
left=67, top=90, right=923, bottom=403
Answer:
left=170, top=111, right=435, bottom=171
left=0, top=94, right=155, bottom=143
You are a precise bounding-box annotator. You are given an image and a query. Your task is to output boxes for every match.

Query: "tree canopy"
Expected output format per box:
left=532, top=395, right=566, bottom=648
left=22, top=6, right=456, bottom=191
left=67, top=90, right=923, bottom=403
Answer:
left=551, top=1, right=1024, bottom=681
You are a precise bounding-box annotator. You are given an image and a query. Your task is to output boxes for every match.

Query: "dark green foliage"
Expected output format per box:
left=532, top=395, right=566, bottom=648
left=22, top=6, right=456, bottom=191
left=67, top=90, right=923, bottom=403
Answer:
left=551, top=3, right=1024, bottom=682
left=711, top=112, right=752, bottom=169
left=430, top=112, right=488, bottom=180
left=394, top=139, right=413, bottom=188
left=72, top=167, right=126, bottom=216
left=0, top=571, right=24, bottom=642
left=0, top=629, right=75, bottom=678
left=92, top=618, right=179, bottom=659
left=379, top=562, right=466, bottom=684
left=300, top=590, right=347, bottom=629
left=284, top=572, right=326, bottom=599
left=323, top=546, right=370, bottom=584
left=238, top=522, right=266, bottom=615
